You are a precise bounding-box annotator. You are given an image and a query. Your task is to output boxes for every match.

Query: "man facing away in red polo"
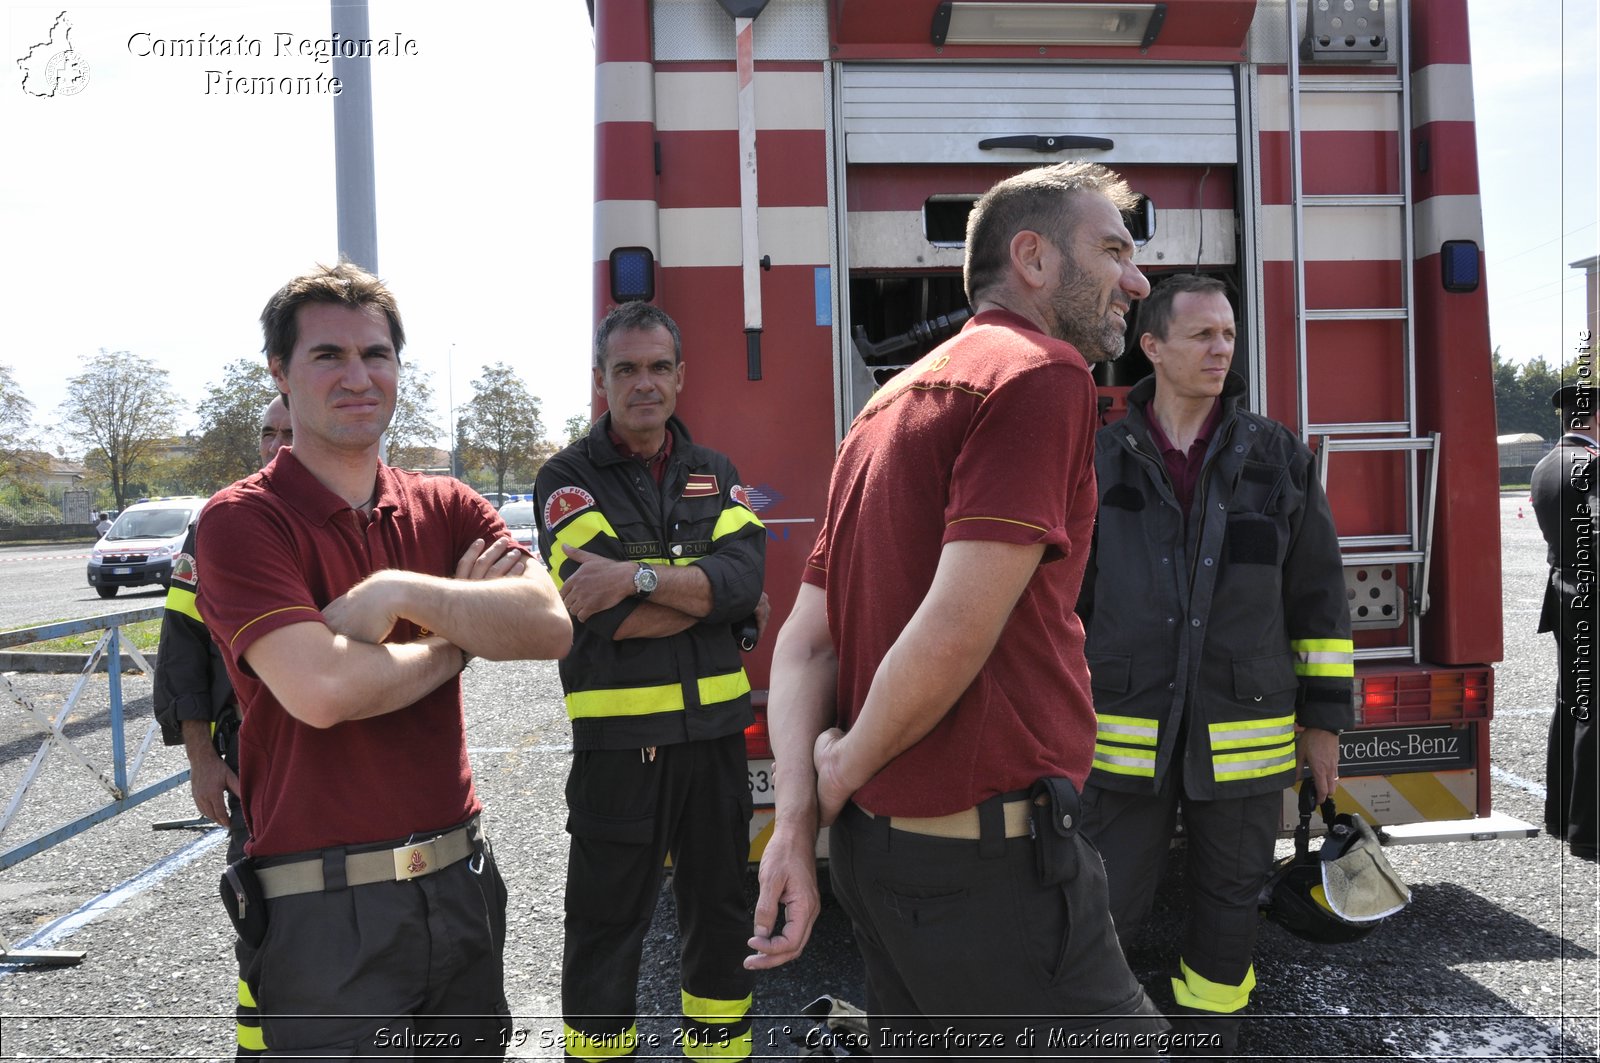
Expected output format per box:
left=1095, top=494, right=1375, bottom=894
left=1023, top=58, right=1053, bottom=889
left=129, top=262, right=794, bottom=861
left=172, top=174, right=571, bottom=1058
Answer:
left=747, top=162, right=1178, bottom=1059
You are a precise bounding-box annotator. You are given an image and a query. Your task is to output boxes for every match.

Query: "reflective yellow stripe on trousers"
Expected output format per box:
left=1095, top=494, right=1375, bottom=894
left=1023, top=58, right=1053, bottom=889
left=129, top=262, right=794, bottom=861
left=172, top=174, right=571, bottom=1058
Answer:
left=564, top=1023, right=638, bottom=1061
left=682, top=990, right=753, bottom=1061
left=1171, top=959, right=1256, bottom=1013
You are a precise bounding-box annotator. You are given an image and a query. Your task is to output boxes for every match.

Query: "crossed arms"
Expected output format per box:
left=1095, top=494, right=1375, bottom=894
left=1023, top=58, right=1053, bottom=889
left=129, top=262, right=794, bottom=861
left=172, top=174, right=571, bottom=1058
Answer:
left=244, top=538, right=572, bottom=729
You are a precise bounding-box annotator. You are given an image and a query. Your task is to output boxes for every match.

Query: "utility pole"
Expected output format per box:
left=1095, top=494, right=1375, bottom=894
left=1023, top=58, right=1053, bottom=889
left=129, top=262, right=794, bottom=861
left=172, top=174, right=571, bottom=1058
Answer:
left=331, top=0, right=378, bottom=272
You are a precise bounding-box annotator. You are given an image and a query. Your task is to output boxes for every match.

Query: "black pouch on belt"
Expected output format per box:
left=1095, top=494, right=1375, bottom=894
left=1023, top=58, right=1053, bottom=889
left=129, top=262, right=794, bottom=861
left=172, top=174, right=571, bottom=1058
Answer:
left=1029, top=777, right=1083, bottom=885
left=219, top=859, right=268, bottom=948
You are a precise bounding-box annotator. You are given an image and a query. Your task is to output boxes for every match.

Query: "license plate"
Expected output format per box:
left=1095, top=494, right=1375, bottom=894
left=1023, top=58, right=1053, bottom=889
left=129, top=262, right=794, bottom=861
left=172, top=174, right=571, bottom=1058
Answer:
left=748, top=759, right=775, bottom=805
left=111, top=567, right=133, bottom=575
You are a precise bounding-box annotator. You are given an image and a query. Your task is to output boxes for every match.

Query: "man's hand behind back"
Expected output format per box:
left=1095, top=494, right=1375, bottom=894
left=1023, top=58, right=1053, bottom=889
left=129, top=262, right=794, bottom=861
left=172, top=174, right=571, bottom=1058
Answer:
left=745, top=817, right=821, bottom=971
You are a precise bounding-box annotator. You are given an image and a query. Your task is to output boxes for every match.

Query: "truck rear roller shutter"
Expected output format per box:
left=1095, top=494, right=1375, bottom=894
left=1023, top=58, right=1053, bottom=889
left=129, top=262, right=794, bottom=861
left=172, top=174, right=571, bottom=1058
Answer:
left=840, top=63, right=1240, bottom=166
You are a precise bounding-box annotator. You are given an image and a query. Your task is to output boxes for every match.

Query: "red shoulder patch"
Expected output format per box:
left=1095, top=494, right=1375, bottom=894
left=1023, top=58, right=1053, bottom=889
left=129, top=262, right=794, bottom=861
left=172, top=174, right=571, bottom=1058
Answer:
left=730, top=484, right=753, bottom=511
left=543, top=487, right=596, bottom=530
left=170, top=552, right=198, bottom=588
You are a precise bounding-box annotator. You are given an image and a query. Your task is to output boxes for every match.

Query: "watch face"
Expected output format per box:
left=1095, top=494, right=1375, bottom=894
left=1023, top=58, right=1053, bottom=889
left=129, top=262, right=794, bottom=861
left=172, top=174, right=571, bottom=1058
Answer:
left=636, top=564, right=659, bottom=594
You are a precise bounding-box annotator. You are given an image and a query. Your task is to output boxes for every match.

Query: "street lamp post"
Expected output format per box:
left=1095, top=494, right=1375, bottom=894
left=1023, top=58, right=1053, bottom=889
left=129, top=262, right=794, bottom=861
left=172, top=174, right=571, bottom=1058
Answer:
left=447, top=343, right=459, bottom=479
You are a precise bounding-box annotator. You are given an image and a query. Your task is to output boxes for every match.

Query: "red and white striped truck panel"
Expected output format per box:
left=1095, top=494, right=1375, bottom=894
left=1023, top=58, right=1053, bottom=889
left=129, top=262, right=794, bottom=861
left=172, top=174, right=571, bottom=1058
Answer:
left=590, top=0, right=1510, bottom=841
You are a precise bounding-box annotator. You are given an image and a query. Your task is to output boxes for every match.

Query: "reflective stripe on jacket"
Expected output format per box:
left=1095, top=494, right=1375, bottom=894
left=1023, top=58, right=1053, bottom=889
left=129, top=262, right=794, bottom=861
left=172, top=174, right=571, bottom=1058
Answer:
left=1079, top=374, right=1354, bottom=800
left=535, top=414, right=765, bottom=751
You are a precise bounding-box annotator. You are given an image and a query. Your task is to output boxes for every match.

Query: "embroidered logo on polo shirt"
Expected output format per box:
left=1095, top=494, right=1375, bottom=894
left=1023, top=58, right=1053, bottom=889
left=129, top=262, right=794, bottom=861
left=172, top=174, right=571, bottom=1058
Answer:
left=543, top=487, right=596, bottom=530
left=170, top=552, right=198, bottom=587
left=730, top=484, right=753, bottom=511
left=683, top=474, right=719, bottom=498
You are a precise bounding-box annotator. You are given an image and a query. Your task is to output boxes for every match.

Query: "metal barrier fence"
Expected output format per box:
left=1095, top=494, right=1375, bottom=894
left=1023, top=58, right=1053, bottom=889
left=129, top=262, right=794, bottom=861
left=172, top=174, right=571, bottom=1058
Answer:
left=0, top=607, right=185, bottom=873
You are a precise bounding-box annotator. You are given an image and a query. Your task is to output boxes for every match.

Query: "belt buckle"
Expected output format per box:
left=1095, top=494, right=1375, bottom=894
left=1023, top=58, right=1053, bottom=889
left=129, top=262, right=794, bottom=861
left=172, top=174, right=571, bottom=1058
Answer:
left=393, top=839, right=436, bottom=881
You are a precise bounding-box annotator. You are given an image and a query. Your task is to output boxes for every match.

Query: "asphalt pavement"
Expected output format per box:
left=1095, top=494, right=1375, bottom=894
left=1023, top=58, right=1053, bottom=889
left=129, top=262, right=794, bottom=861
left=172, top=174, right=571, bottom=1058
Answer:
left=0, top=496, right=1594, bottom=1061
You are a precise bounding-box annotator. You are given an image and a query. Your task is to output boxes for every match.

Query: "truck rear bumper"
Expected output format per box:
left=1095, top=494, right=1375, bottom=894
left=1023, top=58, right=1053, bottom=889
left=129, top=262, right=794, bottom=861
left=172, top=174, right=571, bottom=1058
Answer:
left=1378, top=811, right=1541, bottom=845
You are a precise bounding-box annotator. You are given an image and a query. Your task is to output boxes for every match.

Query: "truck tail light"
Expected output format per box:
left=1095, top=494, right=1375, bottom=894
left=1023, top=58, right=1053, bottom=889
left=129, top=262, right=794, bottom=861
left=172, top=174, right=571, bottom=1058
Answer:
left=1355, top=667, right=1492, bottom=726
left=744, top=709, right=773, bottom=760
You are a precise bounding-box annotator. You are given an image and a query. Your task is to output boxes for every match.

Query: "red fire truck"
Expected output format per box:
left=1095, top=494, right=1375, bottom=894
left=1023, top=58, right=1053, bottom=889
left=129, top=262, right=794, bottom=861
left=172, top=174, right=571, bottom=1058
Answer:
left=586, top=0, right=1534, bottom=851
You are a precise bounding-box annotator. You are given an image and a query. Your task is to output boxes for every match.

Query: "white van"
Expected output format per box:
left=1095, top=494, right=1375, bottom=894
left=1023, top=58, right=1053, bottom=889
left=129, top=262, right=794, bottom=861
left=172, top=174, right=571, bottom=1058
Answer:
left=85, top=497, right=207, bottom=599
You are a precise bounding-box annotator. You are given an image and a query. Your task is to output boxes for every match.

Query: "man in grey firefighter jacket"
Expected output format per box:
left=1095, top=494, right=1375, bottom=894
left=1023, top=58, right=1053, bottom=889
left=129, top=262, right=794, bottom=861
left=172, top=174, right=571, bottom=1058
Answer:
left=1078, top=274, right=1354, bottom=1057
left=535, top=301, right=766, bottom=1063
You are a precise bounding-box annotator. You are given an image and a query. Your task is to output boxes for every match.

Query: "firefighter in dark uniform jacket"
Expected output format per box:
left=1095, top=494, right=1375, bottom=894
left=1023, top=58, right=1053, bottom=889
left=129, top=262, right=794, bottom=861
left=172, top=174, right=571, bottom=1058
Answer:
left=152, top=393, right=291, bottom=1059
left=1079, top=275, right=1354, bottom=1057
left=536, top=302, right=766, bottom=1063
left=1534, top=381, right=1599, bottom=860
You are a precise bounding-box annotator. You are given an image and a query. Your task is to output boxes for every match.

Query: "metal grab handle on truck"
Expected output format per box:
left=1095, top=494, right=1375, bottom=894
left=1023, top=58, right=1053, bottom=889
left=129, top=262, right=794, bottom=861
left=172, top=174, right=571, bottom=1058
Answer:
left=978, top=134, right=1114, bottom=153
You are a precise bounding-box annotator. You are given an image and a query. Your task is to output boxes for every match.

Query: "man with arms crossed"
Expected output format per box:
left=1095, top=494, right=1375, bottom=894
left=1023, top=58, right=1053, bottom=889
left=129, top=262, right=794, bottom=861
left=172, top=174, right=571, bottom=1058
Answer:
left=197, top=262, right=571, bottom=1057
left=154, top=394, right=292, bottom=1058
left=1075, top=274, right=1352, bottom=1059
left=748, top=162, right=1168, bottom=1056
left=537, top=302, right=766, bottom=1063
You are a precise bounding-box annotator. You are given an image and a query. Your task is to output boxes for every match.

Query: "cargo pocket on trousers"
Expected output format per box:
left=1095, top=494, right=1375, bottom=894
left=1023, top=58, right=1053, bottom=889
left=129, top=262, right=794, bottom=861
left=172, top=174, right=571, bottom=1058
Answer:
left=564, top=803, right=660, bottom=923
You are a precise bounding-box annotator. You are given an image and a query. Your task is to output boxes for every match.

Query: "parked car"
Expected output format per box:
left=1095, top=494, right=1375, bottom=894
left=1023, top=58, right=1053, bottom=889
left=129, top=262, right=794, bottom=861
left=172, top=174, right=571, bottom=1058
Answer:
left=497, top=499, right=539, bottom=555
left=86, top=497, right=207, bottom=599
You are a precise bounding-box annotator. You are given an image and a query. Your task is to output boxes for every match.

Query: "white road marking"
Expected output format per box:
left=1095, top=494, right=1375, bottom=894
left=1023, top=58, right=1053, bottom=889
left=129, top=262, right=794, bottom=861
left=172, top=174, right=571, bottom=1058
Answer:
left=1491, top=763, right=1547, bottom=799
left=0, top=828, right=226, bottom=974
left=0, top=746, right=572, bottom=971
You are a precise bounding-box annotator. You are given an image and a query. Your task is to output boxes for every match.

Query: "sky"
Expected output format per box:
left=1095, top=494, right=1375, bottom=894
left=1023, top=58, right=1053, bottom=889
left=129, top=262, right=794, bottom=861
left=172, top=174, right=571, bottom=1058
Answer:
left=1, top=0, right=1596, bottom=457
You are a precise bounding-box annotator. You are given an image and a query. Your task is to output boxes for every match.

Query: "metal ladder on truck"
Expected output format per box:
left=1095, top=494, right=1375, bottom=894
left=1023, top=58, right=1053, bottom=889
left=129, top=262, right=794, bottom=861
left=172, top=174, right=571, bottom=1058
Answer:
left=1286, top=0, right=1439, bottom=664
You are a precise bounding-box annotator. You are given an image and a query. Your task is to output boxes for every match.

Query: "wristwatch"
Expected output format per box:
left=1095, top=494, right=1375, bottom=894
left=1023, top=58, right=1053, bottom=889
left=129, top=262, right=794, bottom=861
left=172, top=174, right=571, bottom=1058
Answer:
left=633, top=562, right=659, bottom=598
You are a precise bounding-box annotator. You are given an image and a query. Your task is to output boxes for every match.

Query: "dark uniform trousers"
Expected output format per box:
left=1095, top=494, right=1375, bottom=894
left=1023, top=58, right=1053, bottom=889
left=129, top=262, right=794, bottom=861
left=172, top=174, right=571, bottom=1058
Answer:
left=1080, top=768, right=1281, bottom=1059
left=1545, top=619, right=1599, bottom=854
left=562, top=732, right=754, bottom=1061
left=827, top=799, right=1170, bottom=1061
left=243, top=823, right=511, bottom=1060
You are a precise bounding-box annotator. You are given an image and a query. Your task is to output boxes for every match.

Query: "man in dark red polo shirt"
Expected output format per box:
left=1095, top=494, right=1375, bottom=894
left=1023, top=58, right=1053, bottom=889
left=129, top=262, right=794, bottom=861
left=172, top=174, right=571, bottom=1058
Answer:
left=196, top=262, right=571, bottom=1057
left=747, top=162, right=1169, bottom=1055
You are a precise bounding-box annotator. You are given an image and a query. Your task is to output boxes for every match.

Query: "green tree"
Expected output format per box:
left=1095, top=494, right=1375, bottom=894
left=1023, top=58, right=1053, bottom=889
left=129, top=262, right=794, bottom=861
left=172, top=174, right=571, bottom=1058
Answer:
left=0, top=363, right=35, bottom=485
left=186, top=359, right=280, bottom=491
left=1491, top=347, right=1563, bottom=437
left=59, top=350, right=182, bottom=511
left=387, top=365, right=442, bottom=470
left=458, top=363, right=547, bottom=500
left=563, top=412, right=592, bottom=445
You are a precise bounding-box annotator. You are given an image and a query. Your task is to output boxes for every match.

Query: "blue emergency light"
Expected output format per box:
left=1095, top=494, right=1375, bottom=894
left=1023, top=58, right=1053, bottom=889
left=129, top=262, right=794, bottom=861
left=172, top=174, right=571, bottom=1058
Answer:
left=1440, top=240, right=1480, bottom=293
left=609, top=247, right=656, bottom=304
